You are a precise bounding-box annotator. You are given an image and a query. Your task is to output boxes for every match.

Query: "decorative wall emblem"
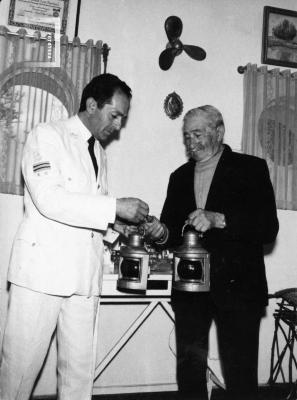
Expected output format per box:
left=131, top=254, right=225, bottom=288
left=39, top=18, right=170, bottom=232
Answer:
left=258, top=98, right=295, bottom=166
left=164, top=91, right=183, bottom=119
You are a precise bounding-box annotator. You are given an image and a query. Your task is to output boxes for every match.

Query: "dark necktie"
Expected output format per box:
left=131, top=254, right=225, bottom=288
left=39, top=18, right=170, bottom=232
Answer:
left=88, top=136, right=98, bottom=178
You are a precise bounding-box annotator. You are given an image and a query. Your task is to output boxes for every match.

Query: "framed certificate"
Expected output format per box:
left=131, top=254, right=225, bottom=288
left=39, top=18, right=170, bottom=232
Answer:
left=8, top=0, right=69, bottom=34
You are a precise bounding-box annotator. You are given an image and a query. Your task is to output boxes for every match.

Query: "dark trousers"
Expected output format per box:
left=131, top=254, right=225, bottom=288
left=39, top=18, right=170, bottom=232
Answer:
left=172, top=291, right=263, bottom=400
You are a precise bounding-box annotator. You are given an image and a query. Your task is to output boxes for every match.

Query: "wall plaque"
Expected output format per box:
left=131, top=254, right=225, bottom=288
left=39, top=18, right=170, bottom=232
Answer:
left=164, top=91, right=183, bottom=119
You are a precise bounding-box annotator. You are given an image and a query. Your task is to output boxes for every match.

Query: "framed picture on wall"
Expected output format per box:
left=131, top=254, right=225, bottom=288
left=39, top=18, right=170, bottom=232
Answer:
left=8, top=0, right=69, bottom=34
left=261, top=6, right=297, bottom=69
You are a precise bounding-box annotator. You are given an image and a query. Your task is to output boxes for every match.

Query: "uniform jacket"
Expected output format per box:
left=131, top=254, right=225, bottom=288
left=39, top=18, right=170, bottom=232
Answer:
left=8, top=115, right=117, bottom=296
left=160, top=145, right=279, bottom=309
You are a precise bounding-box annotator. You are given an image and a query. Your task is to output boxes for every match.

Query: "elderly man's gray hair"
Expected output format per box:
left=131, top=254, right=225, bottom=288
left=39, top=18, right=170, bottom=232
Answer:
left=184, top=105, right=225, bottom=130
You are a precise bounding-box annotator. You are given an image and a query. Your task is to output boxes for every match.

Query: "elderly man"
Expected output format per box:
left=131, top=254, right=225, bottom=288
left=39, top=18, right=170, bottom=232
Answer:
left=0, top=74, right=149, bottom=400
left=145, top=105, right=279, bottom=400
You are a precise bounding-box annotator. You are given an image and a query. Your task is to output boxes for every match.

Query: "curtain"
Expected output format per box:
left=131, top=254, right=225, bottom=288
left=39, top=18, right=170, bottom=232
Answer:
left=0, top=26, right=104, bottom=195
left=242, top=63, right=297, bottom=210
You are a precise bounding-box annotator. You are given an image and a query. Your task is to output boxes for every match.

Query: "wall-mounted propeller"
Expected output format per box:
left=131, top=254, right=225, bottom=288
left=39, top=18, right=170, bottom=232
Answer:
left=159, top=16, right=206, bottom=71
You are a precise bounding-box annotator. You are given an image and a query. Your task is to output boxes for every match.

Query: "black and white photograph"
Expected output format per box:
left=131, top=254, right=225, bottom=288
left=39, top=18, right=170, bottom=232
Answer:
left=0, top=1, right=297, bottom=400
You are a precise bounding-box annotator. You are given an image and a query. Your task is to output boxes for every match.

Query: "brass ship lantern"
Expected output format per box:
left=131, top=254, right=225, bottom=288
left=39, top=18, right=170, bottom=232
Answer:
left=173, top=228, right=210, bottom=292
left=117, top=232, right=150, bottom=292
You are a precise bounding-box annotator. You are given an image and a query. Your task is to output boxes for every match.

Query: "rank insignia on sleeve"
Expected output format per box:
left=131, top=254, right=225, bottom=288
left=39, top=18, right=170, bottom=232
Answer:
left=33, top=161, right=51, bottom=173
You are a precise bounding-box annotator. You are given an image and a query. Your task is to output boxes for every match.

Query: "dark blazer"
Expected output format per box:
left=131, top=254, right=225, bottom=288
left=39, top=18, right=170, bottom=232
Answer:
left=160, top=145, right=279, bottom=309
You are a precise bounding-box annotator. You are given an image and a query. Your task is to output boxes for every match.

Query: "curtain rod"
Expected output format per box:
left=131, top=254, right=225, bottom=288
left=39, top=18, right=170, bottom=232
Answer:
left=237, top=64, right=297, bottom=77
left=237, top=66, right=247, bottom=74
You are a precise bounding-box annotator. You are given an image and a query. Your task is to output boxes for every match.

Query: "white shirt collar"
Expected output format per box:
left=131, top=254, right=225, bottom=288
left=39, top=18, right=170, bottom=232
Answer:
left=67, top=115, right=92, bottom=142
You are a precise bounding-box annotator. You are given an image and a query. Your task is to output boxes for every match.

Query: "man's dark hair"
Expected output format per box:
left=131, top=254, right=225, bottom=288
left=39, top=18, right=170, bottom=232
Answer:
left=79, top=73, right=132, bottom=112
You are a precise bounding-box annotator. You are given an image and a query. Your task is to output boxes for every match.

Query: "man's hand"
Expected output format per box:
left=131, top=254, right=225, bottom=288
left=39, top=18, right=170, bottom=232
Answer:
left=141, top=216, right=167, bottom=241
left=116, top=198, right=149, bottom=224
left=113, top=219, right=138, bottom=238
left=186, top=209, right=226, bottom=232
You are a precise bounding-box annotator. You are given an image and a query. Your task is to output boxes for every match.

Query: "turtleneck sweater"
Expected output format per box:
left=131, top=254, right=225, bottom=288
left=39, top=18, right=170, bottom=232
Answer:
left=194, top=147, right=223, bottom=209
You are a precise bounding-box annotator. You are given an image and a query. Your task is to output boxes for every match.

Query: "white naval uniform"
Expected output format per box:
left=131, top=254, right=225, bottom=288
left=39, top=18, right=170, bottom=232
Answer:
left=0, top=115, right=117, bottom=400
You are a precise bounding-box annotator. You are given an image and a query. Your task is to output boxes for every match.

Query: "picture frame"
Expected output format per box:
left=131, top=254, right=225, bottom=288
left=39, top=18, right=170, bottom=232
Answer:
left=261, top=6, right=297, bottom=69
left=8, top=0, right=69, bottom=34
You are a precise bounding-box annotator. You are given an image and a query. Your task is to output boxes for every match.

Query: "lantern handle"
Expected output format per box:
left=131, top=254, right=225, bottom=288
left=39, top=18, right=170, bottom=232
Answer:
left=181, top=223, right=204, bottom=238
left=181, top=223, right=189, bottom=237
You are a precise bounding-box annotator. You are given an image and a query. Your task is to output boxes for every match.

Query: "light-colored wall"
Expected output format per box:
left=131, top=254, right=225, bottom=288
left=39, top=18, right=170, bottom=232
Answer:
left=1, top=0, right=297, bottom=394
left=77, top=0, right=297, bottom=215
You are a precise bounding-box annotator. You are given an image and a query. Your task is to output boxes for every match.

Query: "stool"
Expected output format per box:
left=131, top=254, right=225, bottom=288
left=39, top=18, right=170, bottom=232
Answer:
left=269, top=288, right=297, bottom=399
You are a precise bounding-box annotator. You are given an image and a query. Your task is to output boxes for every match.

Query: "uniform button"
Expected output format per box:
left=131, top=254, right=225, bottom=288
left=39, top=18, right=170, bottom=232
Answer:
left=32, top=242, right=36, bottom=246
left=91, top=232, right=94, bottom=238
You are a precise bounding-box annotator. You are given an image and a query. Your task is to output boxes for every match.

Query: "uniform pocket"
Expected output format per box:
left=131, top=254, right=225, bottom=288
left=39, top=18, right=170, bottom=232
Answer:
left=10, top=236, right=42, bottom=273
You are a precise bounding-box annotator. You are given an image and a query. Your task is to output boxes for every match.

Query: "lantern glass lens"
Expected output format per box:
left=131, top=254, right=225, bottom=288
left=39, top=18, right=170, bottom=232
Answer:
left=177, top=258, right=203, bottom=281
left=120, top=258, right=141, bottom=280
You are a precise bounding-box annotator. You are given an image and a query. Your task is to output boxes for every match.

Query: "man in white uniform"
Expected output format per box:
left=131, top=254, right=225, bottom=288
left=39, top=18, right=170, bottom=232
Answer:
left=0, top=73, right=149, bottom=400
